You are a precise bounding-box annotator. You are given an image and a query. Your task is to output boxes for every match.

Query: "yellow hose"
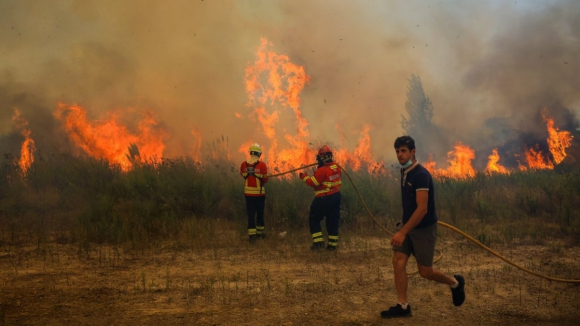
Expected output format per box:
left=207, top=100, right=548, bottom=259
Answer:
left=437, top=221, right=580, bottom=283
left=268, top=163, right=318, bottom=178
left=270, top=162, right=580, bottom=283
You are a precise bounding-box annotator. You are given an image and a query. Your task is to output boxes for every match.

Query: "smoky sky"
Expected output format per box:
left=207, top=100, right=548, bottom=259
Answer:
left=1, top=0, right=578, bottom=166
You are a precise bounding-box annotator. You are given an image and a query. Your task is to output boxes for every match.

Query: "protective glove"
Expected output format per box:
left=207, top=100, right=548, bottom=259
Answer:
left=299, top=172, right=307, bottom=179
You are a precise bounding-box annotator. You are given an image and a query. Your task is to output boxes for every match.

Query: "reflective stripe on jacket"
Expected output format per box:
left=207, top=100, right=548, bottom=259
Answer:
left=240, top=160, right=269, bottom=196
left=301, top=162, right=342, bottom=197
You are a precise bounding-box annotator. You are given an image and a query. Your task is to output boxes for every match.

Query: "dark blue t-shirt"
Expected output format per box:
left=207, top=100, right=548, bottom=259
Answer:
left=400, top=164, right=437, bottom=229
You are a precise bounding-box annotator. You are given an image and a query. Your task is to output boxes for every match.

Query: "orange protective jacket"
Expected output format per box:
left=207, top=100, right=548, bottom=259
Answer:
left=301, top=162, right=342, bottom=197
left=240, top=160, right=269, bottom=196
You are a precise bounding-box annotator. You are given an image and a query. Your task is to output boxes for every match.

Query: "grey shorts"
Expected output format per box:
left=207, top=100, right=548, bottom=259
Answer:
left=393, top=222, right=437, bottom=267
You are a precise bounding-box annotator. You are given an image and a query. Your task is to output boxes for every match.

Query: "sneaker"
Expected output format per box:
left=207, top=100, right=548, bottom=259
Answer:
left=257, top=233, right=266, bottom=240
left=451, top=274, right=465, bottom=306
left=249, top=235, right=257, bottom=243
left=380, top=304, right=412, bottom=318
left=310, top=242, right=325, bottom=250
left=326, top=245, right=337, bottom=251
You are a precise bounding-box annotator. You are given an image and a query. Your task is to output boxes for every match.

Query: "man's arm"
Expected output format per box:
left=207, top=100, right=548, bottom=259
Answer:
left=390, top=190, right=428, bottom=247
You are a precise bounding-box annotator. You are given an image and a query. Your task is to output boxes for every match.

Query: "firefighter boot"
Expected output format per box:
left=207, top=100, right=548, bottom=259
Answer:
left=311, top=232, right=324, bottom=250
left=327, top=235, right=338, bottom=251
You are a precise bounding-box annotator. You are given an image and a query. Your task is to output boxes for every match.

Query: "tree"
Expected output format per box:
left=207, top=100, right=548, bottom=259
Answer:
left=401, top=74, right=434, bottom=136
left=400, top=75, right=448, bottom=162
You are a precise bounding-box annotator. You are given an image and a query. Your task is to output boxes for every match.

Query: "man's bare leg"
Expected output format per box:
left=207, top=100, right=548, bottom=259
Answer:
left=393, top=251, right=410, bottom=303
left=417, top=264, right=456, bottom=285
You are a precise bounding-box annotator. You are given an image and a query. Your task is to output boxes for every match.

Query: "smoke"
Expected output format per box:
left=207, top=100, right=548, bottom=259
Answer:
left=0, top=0, right=578, bottom=166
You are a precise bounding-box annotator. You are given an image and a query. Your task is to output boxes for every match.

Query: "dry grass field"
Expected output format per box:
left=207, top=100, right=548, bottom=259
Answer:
left=1, top=153, right=580, bottom=325
left=0, top=219, right=578, bottom=326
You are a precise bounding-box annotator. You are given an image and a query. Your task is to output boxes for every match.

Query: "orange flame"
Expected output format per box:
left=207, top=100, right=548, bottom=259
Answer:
left=335, top=125, right=385, bottom=174
left=542, top=110, right=573, bottom=164
left=423, top=154, right=437, bottom=172
left=54, top=103, right=168, bottom=171
left=522, top=145, right=554, bottom=170
left=243, top=38, right=384, bottom=175
left=426, top=142, right=476, bottom=179
left=11, top=109, right=36, bottom=174
left=238, top=140, right=256, bottom=158
left=253, top=107, right=279, bottom=162
left=485, top=148, right=509, bottom=174
left=519, top=110, right=572, bottom=171
left=244, top=37, right=313, bottom=171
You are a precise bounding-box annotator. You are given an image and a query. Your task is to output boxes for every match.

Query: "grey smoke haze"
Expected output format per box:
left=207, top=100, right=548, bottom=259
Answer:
left=0, top=0, right=578, bottom=166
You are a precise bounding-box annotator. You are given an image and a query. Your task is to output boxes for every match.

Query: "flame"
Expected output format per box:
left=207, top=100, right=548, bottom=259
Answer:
left=244, top=38, right=312, bottom=172
left=54, top=103, right=168, bottom=171
left=519, top=110, right=572, bottom=171
left=426, top=142, right=476, bottom=179
left=542, top=110, right=573, bottom=164
left=522, top=145, right=554, bottom=170
left=485, top=148, right=509, bottom=174
left=245, top=38, right=311, bottom=138
left=243, top=38, right=384, bottom=175
left=11, top=109, right=36, bottom=174
left=426, top=109, right=574, bottom=178
left=238, top=140, right=255, bottom=159
left=335, top=125, right=386, bottom=174
left=423, top=154, right=437, bottom=172
left=253, top=107, right=279, bottom=162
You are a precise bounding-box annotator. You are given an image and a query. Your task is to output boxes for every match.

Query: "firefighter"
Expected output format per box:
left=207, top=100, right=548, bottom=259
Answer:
left=299, top=145, right=342, bottom=250
left=240, top=143, right=269, bottom=243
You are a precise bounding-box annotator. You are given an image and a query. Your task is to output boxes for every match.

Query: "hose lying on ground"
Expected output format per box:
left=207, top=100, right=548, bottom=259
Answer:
left=269, top=163, right=580, bottom=283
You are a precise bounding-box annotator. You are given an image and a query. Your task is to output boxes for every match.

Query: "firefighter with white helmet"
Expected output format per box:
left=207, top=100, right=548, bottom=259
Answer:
left=299, top=145, right=342, bottom=250
left=240, top=143, right=269, bottom=242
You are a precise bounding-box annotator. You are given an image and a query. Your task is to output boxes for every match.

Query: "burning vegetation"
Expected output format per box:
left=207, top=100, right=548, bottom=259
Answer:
left=424, top=112, right=574, bottom=178
left=4, top=39, right=576, bottom=179
left=484, top=149, right=509, bottom=175
left=53, top=103, right=169, bottom=171
left=240, top=38, right=386, bottom=176
left=11, top=109, right=36, bottom=174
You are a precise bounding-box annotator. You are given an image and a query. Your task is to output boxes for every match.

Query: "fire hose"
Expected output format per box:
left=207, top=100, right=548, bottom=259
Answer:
left=268, top=163, right=580, bottom=283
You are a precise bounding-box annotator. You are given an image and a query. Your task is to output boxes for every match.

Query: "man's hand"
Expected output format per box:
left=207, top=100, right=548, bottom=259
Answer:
left=299, top=172, right=307, bottom=179
left=390, top=231, right=407, bottom=247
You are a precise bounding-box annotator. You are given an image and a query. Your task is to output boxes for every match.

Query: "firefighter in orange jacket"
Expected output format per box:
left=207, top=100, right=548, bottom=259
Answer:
left=240, top=143, right=269, bottom=243
left=299, top=145, right=342, bottom=250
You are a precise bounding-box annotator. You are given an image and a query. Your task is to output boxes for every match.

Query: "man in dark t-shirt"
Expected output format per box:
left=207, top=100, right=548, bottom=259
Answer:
left=400, top=163, right=437, bottom=229
left=380, top=136, right=466, bottom=319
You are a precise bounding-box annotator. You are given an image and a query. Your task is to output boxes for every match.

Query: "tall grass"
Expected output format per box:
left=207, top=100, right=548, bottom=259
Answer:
left=1, top=153, right=579, bottom=250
